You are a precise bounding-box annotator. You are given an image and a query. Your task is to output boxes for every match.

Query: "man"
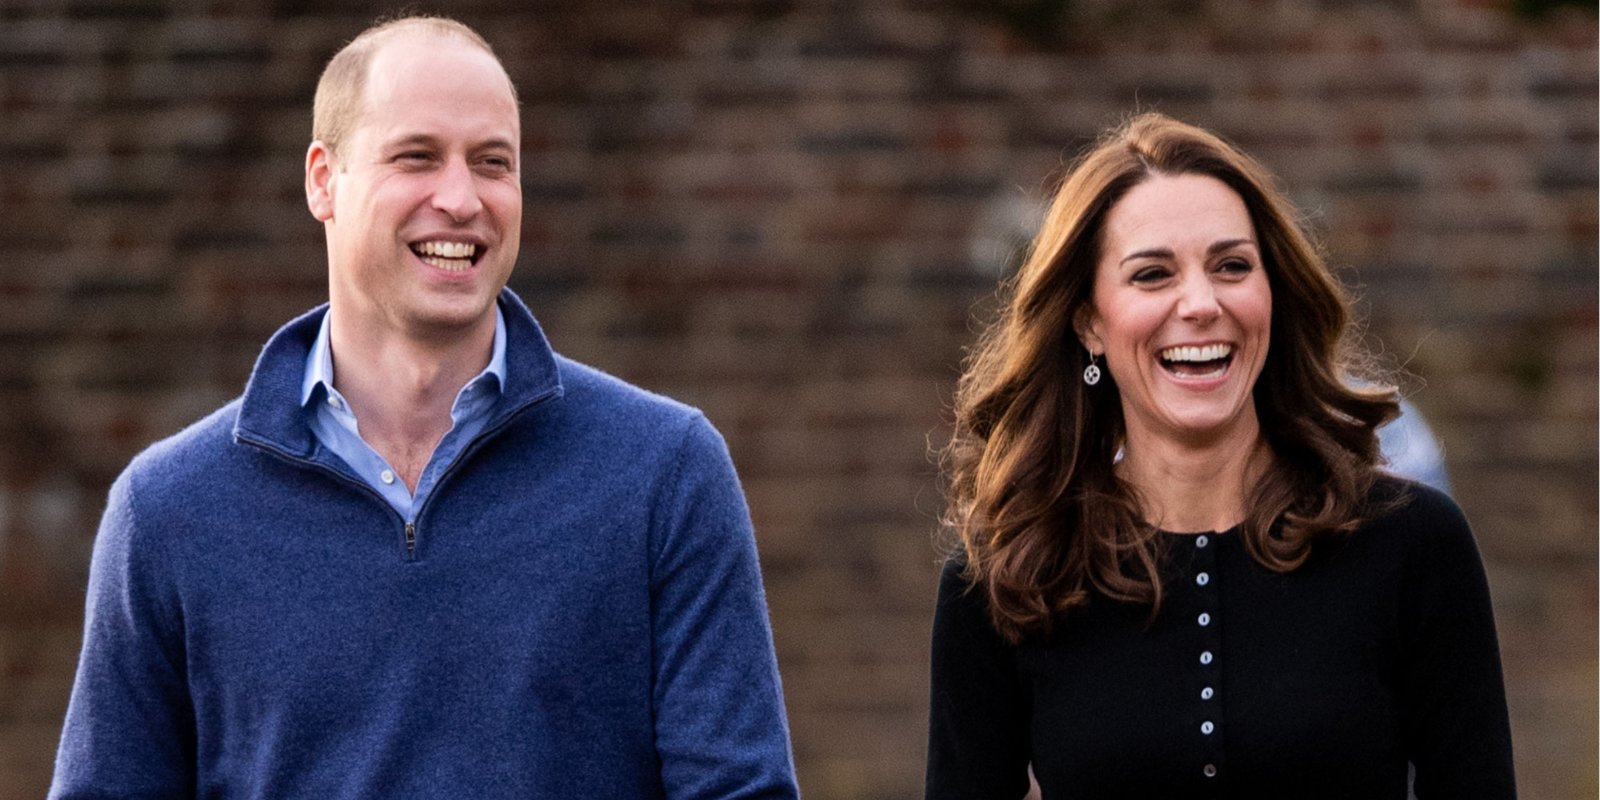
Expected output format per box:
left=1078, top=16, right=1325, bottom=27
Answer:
left=51, top=16, right=798, bottom=798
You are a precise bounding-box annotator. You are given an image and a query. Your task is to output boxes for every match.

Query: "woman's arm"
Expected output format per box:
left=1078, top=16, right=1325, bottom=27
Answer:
left=1397, top=486, right=1517, bottom=798
left=926, top=557, right=1033, bottom=800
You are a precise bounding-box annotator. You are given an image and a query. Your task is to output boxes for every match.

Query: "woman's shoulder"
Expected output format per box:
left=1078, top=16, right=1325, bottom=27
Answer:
left=1364, top=472, right=1466, bottom=524
left=1357, top=473, right=1479, bottom=563
left=936, top=551, right=981, bottom=606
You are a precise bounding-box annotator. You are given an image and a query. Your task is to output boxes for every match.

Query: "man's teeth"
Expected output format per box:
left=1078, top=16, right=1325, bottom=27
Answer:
left=413, top=241, right=477, bottom=272
left=1160, top=343, right=1232, bottom=362
left=416, top=241, right=477, bottom=259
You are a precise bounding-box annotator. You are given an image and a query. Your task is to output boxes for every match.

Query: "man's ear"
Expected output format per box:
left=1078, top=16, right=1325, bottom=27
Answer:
left=305, top=141, right=335, bottom=222
left=1073, top=304, right=1103, bottom=356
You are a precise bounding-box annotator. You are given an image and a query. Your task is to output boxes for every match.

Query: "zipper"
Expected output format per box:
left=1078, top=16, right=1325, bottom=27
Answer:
left=237, top=433, right=414, bottom=554
left=237, top=384, right=561, bottom=562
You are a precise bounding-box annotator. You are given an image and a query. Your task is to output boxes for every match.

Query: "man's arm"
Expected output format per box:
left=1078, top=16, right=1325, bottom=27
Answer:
left=51, top=470, right=196, bottom=799
left=648, top=414, right=799, bottom=799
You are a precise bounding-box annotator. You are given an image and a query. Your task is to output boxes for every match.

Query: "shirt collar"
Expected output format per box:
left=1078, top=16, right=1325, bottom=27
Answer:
left=300, top=305, right=509, bottom=408
left=237, top=289, right=561, bottom=459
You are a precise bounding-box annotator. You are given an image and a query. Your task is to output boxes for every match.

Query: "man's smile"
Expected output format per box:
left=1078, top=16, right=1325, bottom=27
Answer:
left=411, top=239, right=481, bottom=272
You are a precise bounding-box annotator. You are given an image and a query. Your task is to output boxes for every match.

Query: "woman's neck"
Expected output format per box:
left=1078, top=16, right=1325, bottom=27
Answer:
left=1117, top=419, right=1271, bottom=534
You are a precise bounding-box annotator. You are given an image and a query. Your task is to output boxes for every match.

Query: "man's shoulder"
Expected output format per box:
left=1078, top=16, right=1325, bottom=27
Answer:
left=121, top=397, right=249, bottom=497
left=522, top=354, right=737, bottom=476
left=551, top=353, right=706, bottom=429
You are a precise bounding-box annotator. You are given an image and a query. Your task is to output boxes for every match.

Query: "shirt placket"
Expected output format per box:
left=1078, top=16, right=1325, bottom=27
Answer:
left=1191, top=532, right=1226, bottom=790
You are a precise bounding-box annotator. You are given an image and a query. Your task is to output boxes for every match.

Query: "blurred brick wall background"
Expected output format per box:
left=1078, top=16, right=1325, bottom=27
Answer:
left=1, top=0, right=1594, bottom=796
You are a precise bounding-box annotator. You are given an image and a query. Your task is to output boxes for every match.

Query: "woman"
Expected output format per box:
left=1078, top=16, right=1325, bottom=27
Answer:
left=927, top=113, right=1515, bottom=799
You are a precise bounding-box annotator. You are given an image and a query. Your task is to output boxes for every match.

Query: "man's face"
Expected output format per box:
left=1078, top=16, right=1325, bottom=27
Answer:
left=306, top=35, right=521, bottom=340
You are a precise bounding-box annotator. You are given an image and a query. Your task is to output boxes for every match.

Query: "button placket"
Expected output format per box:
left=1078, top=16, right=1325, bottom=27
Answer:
left=1191, top=532, right=1224, bottom=783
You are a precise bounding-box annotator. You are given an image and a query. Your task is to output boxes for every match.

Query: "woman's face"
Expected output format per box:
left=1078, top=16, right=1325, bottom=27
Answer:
left=1077, top=172, right=1272, bottom=449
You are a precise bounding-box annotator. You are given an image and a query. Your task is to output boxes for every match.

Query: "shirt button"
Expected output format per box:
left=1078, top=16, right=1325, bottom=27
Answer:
left=1200, top=650, right=1213, bottom=665
left=380, top=470, right=396, bottom=485
left=1203, top=764, right=1218, bottom=778
left=326, top=395, right=341, bottom=408
left=1201, top=686, right=1214, bottom=700
left=1196, top=572, right=1210, bottom=586
left=1198, top=612, right=1211, bottom=627
left=1196, top=535, right=1209, bottom=548
left=1201, top=720, right=1215, bottom=735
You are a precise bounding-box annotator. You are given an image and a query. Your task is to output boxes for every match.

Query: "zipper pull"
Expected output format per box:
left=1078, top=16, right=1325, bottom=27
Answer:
left=405, top=522, right=416, bottom=554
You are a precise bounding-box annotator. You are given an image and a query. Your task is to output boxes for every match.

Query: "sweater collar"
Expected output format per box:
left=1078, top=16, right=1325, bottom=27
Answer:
left=234, top=287, right=564, bottom=457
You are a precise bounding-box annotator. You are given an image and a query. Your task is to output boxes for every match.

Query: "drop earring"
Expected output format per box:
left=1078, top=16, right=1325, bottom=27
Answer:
left=1083, top=351, right=1102, bottom=386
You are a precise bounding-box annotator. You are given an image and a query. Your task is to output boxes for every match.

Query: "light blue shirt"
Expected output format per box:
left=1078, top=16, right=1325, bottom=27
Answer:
left=299, top=307, right=507, bottom=521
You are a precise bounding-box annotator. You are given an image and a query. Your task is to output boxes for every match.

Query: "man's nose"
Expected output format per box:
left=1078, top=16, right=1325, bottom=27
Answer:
left=431, top=159, right=483, bottom=221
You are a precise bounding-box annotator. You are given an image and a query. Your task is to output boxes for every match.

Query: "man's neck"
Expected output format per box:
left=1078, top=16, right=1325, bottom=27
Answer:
left=327, top=309, right=496, bottom=491
left=1117, top=416, right=1271, bottom=534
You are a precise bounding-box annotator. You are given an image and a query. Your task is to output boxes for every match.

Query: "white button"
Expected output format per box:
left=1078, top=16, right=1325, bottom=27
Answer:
left=1198, top=612, right=1211, bottom=627
left=1201, top=686, right=1214, bottom=700
left=1201, top=721, right=1215, bottom=735
left=1203, top=764, right=1218, bottom=777
left=326, top=395, right=341, bottom=408
left=1196, top=572, right=1210, bottom=586
left=1196, top=535, right=1209, bottom=548
left=1200, top=650, right=1213, bottom=665
left=380, top=470, right=396, bottom=485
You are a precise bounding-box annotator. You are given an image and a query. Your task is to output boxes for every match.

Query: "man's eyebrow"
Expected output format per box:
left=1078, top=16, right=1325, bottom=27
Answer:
left=384, top=133, right=442, bottom=150
left=1118, top=238, right=1258, bottom=265
left=381, top=134, right=518, bottom=151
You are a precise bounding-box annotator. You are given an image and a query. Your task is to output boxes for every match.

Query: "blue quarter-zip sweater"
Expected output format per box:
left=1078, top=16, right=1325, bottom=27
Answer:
left=51, top=290, right=799, bottom=799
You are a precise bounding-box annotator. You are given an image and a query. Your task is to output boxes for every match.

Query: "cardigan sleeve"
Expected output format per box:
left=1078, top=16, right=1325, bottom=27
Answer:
left=1396, top=486, right=1517, bottom=798
left=50, top=468, right=197, bottom=799
left=647, top=414, right=799, bottom=799
left=925, top=556, right=1032, bottom=800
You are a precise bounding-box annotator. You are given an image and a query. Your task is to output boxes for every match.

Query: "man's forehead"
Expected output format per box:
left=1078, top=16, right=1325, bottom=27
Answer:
left=367, top=33, right=511, bottom=88
left=360, top=31, right=516, bottom=109
left=348, top=33, right=519, bottom=144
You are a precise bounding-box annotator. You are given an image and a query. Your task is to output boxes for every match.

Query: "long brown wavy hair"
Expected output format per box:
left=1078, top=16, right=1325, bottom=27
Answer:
left=943, top=112, right=1399, bottom=644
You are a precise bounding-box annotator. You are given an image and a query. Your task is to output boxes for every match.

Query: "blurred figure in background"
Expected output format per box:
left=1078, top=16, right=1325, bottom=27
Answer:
left=1382, top=398, right=1453, bottom=496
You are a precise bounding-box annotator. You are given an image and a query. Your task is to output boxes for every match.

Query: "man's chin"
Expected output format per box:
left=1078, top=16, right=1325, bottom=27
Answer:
left=395, top=296, right=501, bottom=342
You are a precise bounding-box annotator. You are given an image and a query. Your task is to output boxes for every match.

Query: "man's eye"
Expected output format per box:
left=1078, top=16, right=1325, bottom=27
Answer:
left=396, top=151, right=432, bottom=163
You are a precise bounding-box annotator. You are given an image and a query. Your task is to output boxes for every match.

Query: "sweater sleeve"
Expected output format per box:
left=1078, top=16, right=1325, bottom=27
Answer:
left=925, top=557, right=1031, bottom=800
left=50, top=468, right=197, bottom=799
left=1396, top=486, right=1517, bottom=799
left=648, top=414, right=799, bottom=799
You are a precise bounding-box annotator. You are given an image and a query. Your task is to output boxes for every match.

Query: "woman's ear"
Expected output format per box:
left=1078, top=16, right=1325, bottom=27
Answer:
left=1073, top=305, right=1103, bottom=356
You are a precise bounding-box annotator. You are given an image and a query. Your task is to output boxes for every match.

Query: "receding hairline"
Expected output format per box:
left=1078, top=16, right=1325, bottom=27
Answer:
left=311, top=16, right=518, bottom=155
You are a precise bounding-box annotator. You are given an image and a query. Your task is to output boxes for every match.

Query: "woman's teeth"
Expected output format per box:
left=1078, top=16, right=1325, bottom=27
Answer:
left=1160, top=343, right=1232, bottom=362
left=1159, top=343, right=1233, bottom=378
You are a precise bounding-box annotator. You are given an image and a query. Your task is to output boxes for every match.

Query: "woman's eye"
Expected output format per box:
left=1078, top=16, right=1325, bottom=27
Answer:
left=1131, top=267, right=1170, bottom=284
left=1217, top=258, right=1253, bottom=276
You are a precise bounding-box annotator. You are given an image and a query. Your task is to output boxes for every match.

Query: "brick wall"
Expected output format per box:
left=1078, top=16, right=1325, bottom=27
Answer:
left=1, top=1, right=1594, bottom=797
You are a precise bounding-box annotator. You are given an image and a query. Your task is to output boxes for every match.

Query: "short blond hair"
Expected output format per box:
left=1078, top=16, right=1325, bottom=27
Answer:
left=311, top=15, right=515, bottom=157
